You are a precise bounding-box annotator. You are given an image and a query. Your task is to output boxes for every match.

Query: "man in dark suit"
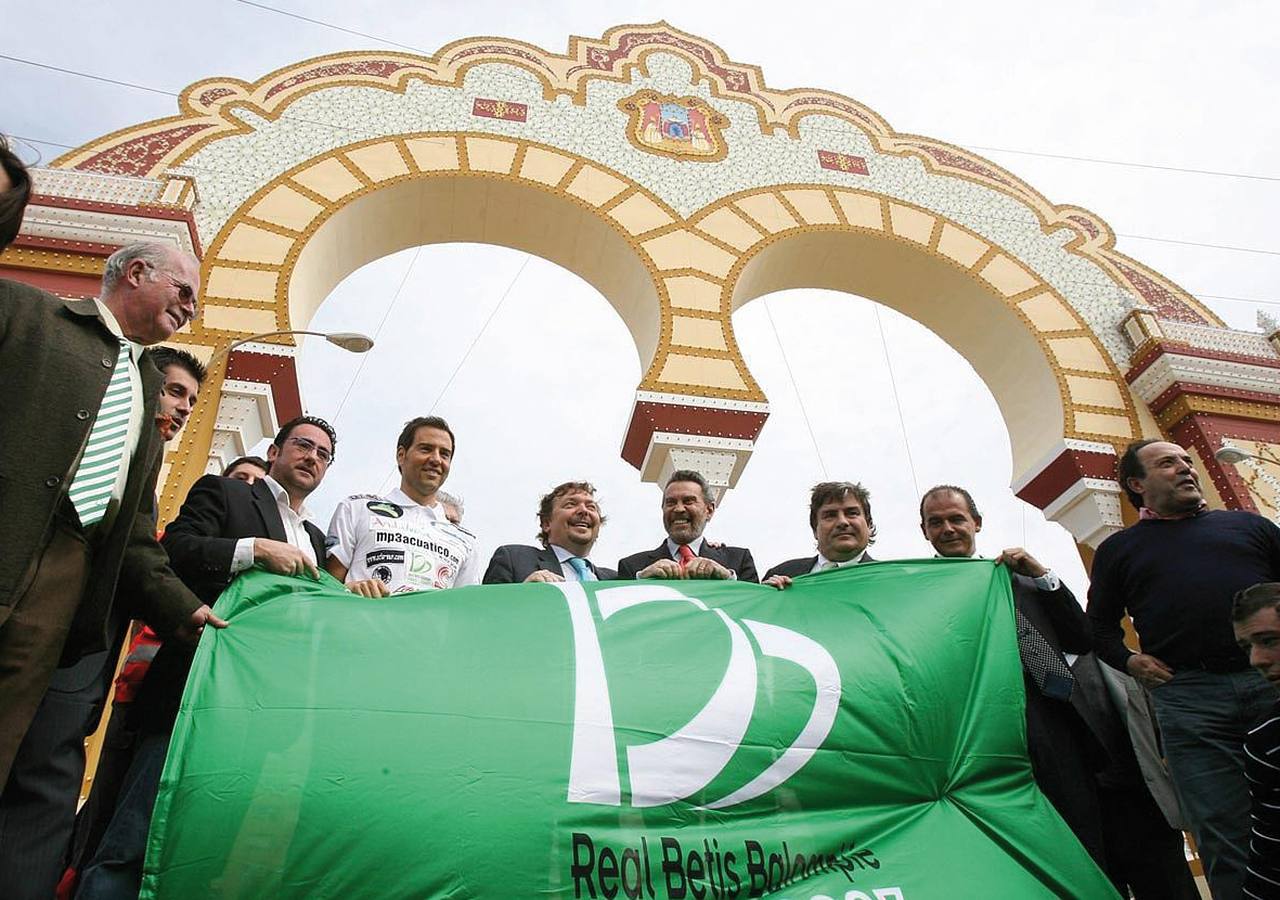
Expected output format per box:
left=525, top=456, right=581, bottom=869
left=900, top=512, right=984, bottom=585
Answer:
left=764, top=481, right=877, bottom=587
left=76, top=416, right=336, bottom=899
left=919, top=484, right=1108, bottom=869
left=0, top=233, right=224, bottom=895
left=485, top=481, right=616, bottom=583
left=617, top=470, right=757, bottom=582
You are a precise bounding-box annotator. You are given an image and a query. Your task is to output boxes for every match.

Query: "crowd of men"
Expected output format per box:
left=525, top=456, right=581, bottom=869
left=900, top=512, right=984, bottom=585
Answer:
left=2, top=136, right=1280, bottom=900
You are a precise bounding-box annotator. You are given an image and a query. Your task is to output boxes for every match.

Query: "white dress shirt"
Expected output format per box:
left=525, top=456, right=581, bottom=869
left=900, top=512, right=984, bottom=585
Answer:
left=551, top=544, right=594, bottom=582
left=230, top=475, right=318, bottom=574
left=810, top=550, right=867, bottom=573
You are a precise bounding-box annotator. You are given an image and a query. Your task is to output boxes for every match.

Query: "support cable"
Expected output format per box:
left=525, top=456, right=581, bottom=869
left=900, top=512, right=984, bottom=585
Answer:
left=763, top=299, right=828, bottom=478
left=872, top=305, right=920, bottom=499
left=329, top=247, right=419, bottom=427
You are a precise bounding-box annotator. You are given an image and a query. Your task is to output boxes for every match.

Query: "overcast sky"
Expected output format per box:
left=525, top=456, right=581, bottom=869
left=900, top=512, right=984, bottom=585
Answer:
left=4, top=2, right=1278, bottom=593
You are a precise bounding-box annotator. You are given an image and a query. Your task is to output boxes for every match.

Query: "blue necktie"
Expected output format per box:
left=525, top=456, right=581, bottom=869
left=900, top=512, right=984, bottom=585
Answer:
left=567, top=557, right=595, bottom=582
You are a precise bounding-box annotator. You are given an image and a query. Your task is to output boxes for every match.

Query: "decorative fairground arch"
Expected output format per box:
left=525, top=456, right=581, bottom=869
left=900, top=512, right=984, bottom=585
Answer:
left=5, top=22, right=1280, bottom=552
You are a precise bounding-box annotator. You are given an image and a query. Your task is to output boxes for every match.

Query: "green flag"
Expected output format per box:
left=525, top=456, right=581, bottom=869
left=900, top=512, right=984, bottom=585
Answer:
left=142, top=559, right=1117, bottom=898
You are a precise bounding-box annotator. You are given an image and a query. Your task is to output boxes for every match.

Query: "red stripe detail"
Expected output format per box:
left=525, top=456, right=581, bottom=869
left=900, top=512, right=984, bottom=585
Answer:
left=225, top=350, right=302, bottom=423
left=1126, top=341, right=1280, bottom=383
left=1150, top=382, right=1280, bottom=417
left=1015, top=448, right=1118, bottom=510
left=25, top=193, right=202, bottom=257
left=621, top=401, right=768, bottom=469
left=0, top=265, right=101, bottom=298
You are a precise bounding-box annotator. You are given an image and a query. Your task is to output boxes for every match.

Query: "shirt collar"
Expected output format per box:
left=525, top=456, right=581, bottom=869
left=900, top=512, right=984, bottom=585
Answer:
left=387, top=487, right=443, bottom=516
left=550, top=544, right=580, bottom=564
left=1138, top=502, right=1208, bottom=521
left=817, top=549, right=866, bottom=568
left=262, top=474, right=313, bottom=522
left=92, top=299, right=143, bottom=359
left=666, top=536, right=705, bottom=558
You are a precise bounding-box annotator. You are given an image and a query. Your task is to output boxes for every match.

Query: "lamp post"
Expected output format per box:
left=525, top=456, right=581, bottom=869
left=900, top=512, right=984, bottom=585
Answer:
left=212, top=330, right=375, bottom=362
left=1215, top=446, right=1280, bottom=468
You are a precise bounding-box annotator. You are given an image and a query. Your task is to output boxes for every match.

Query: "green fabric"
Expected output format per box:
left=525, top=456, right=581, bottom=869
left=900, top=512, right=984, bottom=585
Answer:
left=142, top=559, right=1117, bottom=899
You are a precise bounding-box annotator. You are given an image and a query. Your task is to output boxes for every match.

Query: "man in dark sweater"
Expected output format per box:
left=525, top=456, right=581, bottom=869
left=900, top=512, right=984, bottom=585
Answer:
left=1232, top=582, right=1280, bottom=899
left=1088, top=439, right=1280, bottom=900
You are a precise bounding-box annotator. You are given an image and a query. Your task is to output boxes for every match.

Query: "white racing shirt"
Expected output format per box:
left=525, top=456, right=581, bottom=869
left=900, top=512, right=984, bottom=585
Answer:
left=326, top=487, right=480, bottom=593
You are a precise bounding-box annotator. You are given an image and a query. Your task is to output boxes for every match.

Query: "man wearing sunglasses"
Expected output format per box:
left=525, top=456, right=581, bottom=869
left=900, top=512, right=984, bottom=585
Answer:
left=77, top=416, right=337, bottom=898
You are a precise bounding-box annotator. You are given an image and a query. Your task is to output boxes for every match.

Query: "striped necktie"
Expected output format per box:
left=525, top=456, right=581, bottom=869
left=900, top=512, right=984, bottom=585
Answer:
left=68, top=339, right=133, bottom=527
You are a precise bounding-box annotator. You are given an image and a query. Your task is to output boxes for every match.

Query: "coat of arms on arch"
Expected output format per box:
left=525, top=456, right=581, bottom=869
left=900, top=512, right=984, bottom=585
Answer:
left=618, top=90, right=729, bottom=161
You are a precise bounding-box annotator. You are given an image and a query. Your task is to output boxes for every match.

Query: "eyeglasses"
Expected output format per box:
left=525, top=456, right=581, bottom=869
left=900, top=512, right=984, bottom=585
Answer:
left=142, top=261, right=198, bottom=315
left=284, top=435, right=334, bottom=464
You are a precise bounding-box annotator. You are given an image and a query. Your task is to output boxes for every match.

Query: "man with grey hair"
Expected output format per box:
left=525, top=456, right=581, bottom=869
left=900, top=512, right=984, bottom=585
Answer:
left=437, top=489, right=464, bottom=525
left=0, top=240, right=223, bottom=897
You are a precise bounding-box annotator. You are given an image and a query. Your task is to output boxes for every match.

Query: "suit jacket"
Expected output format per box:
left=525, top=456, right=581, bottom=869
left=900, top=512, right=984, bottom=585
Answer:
left=764, top=552, right=875, bottom=579
left=1000, top=572, right=1111, bottom=866
left=133, top=475, right=326, bottom=731
left=0, top=282, right=200, bottom=657
left=1076, top=651, right=1185, bottom=828
left=617, top=541, right=759, bottom=583
left=483, top=544, right=616, bottom=584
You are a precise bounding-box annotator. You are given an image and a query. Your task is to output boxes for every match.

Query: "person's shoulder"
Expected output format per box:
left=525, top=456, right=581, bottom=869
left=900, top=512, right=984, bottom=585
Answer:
left=619, top=543, right=662, bottom=563
left=439, top=519, right=478, bottom=542
left=492, top=543, right=538, bottom=555
left=0, top=277, right=61, bottom=305
left=765, top=556, right=812, bottom=578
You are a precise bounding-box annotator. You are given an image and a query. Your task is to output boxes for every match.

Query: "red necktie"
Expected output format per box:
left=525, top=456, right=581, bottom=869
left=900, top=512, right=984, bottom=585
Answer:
left=677, top=544, right=696, bottom=568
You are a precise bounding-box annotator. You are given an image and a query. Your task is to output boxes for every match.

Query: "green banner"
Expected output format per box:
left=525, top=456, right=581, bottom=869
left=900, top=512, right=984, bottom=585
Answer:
left=142, top=559, right=1116, bottom=899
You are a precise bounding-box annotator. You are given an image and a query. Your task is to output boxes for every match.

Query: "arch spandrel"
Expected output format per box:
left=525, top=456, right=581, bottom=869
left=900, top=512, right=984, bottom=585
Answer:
left=12, top=22, right=1278, bottom=546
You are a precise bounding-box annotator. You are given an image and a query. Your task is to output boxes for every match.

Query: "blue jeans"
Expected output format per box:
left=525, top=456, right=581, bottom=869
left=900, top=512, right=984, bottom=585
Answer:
left=1149, top=668, right=1275, bottom=900
left=75, top=732, right=169, bottom=900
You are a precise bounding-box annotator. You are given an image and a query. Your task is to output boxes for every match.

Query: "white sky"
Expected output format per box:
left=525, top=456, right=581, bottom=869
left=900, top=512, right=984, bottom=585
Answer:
left=4, top=2, right=1278, bottom=593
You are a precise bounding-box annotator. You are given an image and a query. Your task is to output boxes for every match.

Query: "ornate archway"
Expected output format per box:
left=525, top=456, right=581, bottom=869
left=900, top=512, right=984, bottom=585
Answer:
left=5, top=22, right=1278, bottom=548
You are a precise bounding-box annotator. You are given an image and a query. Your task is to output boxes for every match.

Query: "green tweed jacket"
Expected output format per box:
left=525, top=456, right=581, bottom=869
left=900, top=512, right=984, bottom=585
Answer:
left=0, top=278, right=201, bottom=659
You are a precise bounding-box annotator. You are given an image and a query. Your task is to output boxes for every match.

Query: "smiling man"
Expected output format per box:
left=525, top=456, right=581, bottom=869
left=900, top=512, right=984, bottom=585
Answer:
left=483, top=481, right=615, bottom=583
left=617, top=470, right=757, bottom=582
left=326, top=416, right=479, bottom=597
left=762, top=481, right=876, bottom=588
left=1088, top=439, right=1280, bottom=900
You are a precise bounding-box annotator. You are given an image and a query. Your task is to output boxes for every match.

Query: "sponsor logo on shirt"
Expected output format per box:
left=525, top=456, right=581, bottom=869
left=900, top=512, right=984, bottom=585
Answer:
left=367, top=500, right=404, bottom=518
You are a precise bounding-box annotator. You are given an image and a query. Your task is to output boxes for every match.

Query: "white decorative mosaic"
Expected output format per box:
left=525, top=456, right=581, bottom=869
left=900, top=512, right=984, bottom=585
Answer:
left=1160, top=320, right=1279, bottom=359
left=172, top=50, right=1165, bottom=365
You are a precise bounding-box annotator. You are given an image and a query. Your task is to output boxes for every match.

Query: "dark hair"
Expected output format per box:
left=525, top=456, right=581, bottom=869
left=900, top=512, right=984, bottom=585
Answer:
left=1233, top=583, right=1280, bottom=624
left=1118, top=439, right=1162, bottom=510
left=222, top=455, right=269, bottom=477
left=919, top=485, right=981, bottom=522
left=397, top=416, right=455, bottom=458
left=0, top=135, right=33, bottom=252
left=809, top=481, right=876, bottom=543
left=274, top=415, right=337, bottom=460
left=665, top=469, right=712, bottom=502
left=536, top=481, right=605, bottom=546
left=150, top=346, right=207, bottom=385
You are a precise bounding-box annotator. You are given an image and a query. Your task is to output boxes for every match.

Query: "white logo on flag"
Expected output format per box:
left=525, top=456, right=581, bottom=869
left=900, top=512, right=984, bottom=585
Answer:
left=556, top=583, right=842, bottom=809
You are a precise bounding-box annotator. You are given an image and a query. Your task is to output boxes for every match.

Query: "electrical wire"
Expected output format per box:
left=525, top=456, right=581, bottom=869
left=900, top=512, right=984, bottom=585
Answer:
left=329, top=247, right=419, bottom=427
left=873, top=305, right=920, bottom=499
left=762, top=298, right=828, bottom=478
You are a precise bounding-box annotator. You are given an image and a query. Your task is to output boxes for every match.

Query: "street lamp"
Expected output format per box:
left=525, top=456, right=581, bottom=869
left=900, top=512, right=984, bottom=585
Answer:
left=1215, top=446, right=1280, bottom=467
left=224, top=330, right=374, bottom=355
